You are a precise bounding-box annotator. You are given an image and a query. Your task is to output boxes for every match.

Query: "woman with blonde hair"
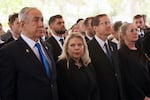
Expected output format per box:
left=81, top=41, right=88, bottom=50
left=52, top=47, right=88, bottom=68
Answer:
left=56, top=32, right=100, bottom=100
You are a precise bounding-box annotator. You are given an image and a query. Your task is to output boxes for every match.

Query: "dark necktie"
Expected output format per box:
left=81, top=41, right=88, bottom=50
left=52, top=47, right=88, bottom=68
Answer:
left=35, top=43, right=51, bottom=79
left=59, top=38, right=64, bottom=46
left=104, top=43, right=112, bottom=62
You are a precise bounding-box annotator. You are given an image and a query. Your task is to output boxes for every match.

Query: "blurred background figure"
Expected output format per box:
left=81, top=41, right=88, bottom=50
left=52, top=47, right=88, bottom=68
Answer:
left=70, top=23, right=80, bottom=33
left=56, top=32, right=100, bottom=100
left=109, top=21, right=123, bottom=49
left=142, top=14, right=149, bottom=29
left=118, top=22, right=150, bottom=100
left=0, top=13, right=21, bottom=44
left=77, top=19, right=86, bottom=36
left=133, top=14, right=145, bottom=37
left=41, top=26, right=51, bottom=41
left=84, top=16, right=95, bottom=42
left=0, top=23, right=5, bottom=36
left=133, top=14, right=150, bottom=58
left=0, top=22, right=5, bottom=45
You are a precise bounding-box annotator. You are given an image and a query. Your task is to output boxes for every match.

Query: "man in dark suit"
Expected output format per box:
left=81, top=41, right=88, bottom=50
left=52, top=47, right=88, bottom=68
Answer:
left=133, top=14, right=150, bottom=55
left=0, top=13, right=21, bottom=43
left=46, top=15, right=66, bottom=62
left=0, top=7, right=58, bottom=100
left=88, top=14, right=125, bottom=100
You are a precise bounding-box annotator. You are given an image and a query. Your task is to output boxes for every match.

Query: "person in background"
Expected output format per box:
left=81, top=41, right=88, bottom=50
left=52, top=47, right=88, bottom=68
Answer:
left=77, top=19, right=86, bottom=36
left=142, top=14, right=149, bottom=29
left=133, top=14, right=150, bottom=58
left=118, top=22, right=150, bottom=100
left=84, top=17, right=95, bottom=42
left=41, top=27, right=51, bottom=41
left=0, top=23, right=5, bottom=47
left=133, top=14, right=146, bottom=37
left=0, top=23, right=5, bottom=36
left=143, top=31, right=150, bottom=58
left=109, top=21, right=123, bottom=49
left=56, top=32, right=100, bottom=100
left=0, top=7, right=58, bottom=100
left=46, top=14, right=66, bottom=62
left=0, top=13, right=21, bottom=43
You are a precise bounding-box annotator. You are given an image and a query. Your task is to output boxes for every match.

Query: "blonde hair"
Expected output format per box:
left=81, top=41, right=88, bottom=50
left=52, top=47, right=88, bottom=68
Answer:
left=58, top=32, right=91, bottom=69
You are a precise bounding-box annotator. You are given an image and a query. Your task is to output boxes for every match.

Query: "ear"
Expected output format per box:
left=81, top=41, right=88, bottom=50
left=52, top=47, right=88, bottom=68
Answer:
left=8, top=22, right=12, bottom=29
left=20, top=21, right=24, bottom=28
left=93, top=26, right=97, bottom=31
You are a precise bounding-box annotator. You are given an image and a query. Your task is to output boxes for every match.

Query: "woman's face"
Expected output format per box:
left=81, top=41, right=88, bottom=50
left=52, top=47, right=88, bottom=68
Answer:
left=124, top=24, right=139, bottom=43
left=67, top=37, right=84, bottom=61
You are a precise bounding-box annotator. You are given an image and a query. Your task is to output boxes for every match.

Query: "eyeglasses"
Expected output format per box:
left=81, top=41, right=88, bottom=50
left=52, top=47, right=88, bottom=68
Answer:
left=100, top=21, right=111, bottom=25
left=127, top=28, right=138, bottom=33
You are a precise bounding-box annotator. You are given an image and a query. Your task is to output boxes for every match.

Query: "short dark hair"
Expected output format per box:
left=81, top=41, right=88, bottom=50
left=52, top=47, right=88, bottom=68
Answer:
left=0, top=22, right=2, bottom=26
left=113, top=21, right=122, bottom=32
left=8, top=13, right=18, bottom=24
left=133, top=14, right=143, bottom=20
left=84, top=17, right=94, bottom=27
left=76, top=18, right=84, bottom=24
left=48, top=14, right=63, bottom=25
left=91, top=14, right=107, bottom=27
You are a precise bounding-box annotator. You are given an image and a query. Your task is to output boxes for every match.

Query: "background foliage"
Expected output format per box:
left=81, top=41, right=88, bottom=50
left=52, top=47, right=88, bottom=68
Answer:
left=0, top=0, right=150, bottom=31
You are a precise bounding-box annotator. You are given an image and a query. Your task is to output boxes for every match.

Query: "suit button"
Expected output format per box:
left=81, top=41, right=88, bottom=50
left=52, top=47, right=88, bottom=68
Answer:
left=51, top=84, right=53, bottom=88
left=115, top=73, right=118, bottom=77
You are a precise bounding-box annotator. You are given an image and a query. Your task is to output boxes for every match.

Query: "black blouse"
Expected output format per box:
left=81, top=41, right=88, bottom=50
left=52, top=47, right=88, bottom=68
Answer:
left=56, top=59, right=100, bottom=100
left=118, top=45, right=150, bottom=100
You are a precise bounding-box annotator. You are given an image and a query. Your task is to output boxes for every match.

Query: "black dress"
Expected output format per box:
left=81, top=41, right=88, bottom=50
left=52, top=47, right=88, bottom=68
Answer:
left=56, top=59, right=100, bottom=100
left=118, top=44, right=150, bottom=100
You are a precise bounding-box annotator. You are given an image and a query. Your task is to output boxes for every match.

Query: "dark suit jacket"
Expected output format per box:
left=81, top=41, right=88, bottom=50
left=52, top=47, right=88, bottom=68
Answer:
left=46, top=36, right=62, bottom=62
left=85, top=36, right=90, bottom=43
left=88, top=37, right=125, bottom=100
left=56, top=59, right=100, bottom=100
left=0, top=30, right=13, bottom=42
left=118, top=44, right=150, bottom=100
left=143, top=31, right=150, bottom=58
left=0, top=37, right=58, bottom=100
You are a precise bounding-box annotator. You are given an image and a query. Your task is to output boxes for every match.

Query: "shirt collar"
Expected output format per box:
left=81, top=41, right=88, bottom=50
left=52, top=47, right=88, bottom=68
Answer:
left=21, top=33, right=40, bottom=48
left=95, top=35, right=108, bottom=48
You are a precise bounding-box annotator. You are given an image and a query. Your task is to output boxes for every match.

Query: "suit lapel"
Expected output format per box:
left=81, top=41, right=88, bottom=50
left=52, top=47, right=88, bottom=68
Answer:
left=40, top=40, right=56, bottom=80
left=91, top=38, right=114, bottom=69
left=17, top=38, right=48, bottom=77
left=51, top=36, right=62, bottom=51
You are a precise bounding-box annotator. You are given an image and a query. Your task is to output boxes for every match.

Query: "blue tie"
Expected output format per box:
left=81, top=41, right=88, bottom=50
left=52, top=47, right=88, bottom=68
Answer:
left=35, top=43, right=51, bottom=79
left=104, top=43, right=112, bottom=63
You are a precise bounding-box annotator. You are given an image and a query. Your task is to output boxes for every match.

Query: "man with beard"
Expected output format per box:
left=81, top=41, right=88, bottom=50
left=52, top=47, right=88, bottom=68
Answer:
left=46, top=15, right=66, bottom=62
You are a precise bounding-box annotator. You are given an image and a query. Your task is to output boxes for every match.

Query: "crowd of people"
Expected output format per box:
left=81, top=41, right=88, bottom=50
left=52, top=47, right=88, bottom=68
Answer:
left=0, top=6, right=150, bottom=100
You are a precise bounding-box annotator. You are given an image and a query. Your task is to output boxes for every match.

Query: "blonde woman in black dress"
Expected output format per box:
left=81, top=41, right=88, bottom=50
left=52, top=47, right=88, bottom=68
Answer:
left=56, top=32, right=100, bottom=100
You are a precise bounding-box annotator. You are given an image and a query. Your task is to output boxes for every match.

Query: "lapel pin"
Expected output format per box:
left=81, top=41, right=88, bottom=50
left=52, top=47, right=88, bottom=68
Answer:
left=26, top=49, right=29, bottom=53
left=45, top=46, right=48, bottom=49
